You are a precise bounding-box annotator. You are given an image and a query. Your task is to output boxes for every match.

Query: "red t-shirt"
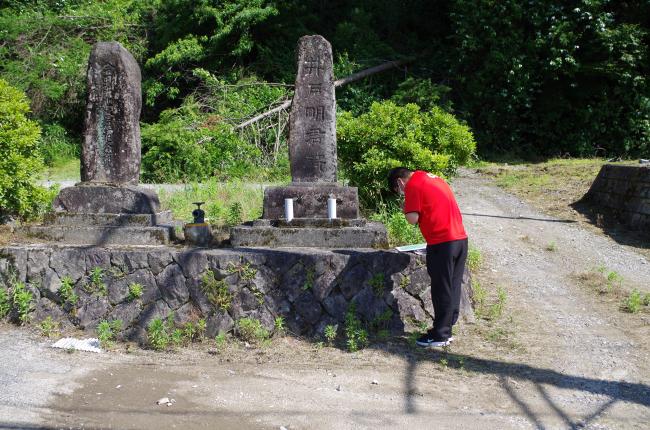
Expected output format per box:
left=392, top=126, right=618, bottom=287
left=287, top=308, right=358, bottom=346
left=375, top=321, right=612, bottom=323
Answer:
left=403, top=171, right=467, bottom=245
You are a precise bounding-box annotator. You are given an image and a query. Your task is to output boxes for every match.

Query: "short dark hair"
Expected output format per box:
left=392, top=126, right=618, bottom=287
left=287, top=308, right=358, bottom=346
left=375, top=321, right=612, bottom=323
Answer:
left=387, top=167, right=413, bottom=193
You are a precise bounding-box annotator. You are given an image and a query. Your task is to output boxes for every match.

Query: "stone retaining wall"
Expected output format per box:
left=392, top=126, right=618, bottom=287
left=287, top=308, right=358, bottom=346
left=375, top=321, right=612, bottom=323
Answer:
left=0, top=245, right=473, bottom=344
left=585, top=165, right=650, bottom=230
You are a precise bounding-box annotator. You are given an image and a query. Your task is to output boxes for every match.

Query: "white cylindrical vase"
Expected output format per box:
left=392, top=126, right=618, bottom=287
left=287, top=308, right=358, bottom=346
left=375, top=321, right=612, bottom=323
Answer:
left=327, top=198, right=337, bottom=220
left=284, top=198, right=294, bottom=222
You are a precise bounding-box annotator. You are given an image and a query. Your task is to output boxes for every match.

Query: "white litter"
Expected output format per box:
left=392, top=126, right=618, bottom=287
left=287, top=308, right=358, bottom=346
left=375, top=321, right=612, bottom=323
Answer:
left=156, top=397, right=176, bottom=406
left=51, top=337, right=102, bottom=353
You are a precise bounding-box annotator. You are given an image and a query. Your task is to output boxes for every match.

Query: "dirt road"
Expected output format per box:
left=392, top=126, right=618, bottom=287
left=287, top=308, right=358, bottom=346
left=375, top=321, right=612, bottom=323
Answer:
left=2, top=170, right=649, bottom=429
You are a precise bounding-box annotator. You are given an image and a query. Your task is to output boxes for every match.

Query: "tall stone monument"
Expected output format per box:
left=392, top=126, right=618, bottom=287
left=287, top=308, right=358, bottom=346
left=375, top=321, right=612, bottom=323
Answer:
left=24, top=42, right=173, bottom=246
left=231, top=35, right=387, bottom=248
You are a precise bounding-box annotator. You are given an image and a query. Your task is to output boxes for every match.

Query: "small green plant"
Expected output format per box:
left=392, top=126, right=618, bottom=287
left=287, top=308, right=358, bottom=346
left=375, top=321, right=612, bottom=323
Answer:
left=303, top=266, right=315, bottom=291
left=624, top=290, right=643, bottom=313
left=197, top=318, right=207, bottom=339
left=58, top=276, right=78, bottom=307
left=369, top=273, right=385, bottom=297
left=200, top=271, right=233, bottom=311
left=370, top=309, right=393, bottom=332
left=236, top=317, right=269, bottom=343
left=399, top=275, right=410, bottom=289
left=171, top=328, right=184, bottom=347
left=0, top=288, right=10, bottom=319
left=472, top=280, right=487, bottom=318
left=606, top=271, right=623, bottom=292
left=467, top=246, right=482, bottom=271
left=345, top=303, right=369, bottom=352
left=147, top=315, right=175, bottom=351
left=85, top=267, right=107, bottom=296
left=12, top=282, right=33, bottom=324
left=274, top=316, right=286, bottom=334
left=226, top=202, right=243, bottom=226
left=439, top=358, right=449, bottom=368
left=127, top=283, right=144, bottom=301
left=226, top=262, right=257, bottom=281
left=38, top=316, right=59, bottom=338
left=324, top=324, right=338, bottom=345
left=643, top=293, right=650, bottom=306
left=183, top=321, right=198, bottom=343
left=215, top=332, right=227, bottom=349
left=545, top=241, right=557, bottom=252
left=96, top=319, right=122, bottom=348
left=488, top=287, right=507, bottom=320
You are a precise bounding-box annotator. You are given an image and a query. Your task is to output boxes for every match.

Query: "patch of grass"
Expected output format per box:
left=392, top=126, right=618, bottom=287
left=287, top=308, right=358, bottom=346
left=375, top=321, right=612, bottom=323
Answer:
left=370, top=206, right=423, bottom=247
left=158, top=179, right=264, bottom=223
left=43, top=158, right=80, bottom=182
left=236, top=317, right=269, bottom=343
left=58, top=276, right=78, bottom=307
left=578, top=266, right=624, bottom=294
left=38, top=316, right=60, bottom=337
left=200, top=271, right=233, bottom=311
left=467, top=245, right=482, bottom=271
left=127, top=283, right=143, bottom=301
left=215, top=332, right=227, bottom=349
left=147, top=315, right=175, bottom=351
left=226, top=261, right=257, bottom=282
left=274, top=316, right=285, bottom=335
left=96, top=319, right=122, bottom=349
left=623, top=290, right=645, bottom=313
left=545, top=241, right=557, bottom=252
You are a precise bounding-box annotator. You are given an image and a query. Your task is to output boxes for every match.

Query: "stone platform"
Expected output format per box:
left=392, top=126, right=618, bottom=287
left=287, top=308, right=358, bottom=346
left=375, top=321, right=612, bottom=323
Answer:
left=230, top=219, right=388, bottom=248
left=0, top=244, right=473, bottom=344
left=20, top=211, right=174, bottom=246
left=53, top=184, right=161, bottom=214
left=263, top=184, right=359, bottom=219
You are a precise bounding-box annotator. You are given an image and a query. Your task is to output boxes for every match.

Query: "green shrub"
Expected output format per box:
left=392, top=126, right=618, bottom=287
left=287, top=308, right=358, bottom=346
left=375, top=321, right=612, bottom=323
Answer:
left=97, top=319, right=122, bottom=348
left=338, top=101, right=475, bottom=208
left=0, top=79, right=51, bottom=220
left=38, top=316, right=59, bottom=338
left=344, top=303, right=368, bottom=352
left=324, top=324, right=338, bottom=346
left=370, top=206, right=423, bottom=246
left=236, top=317, right=269, bottom=343
left=624, top=290, right=643, bottom=314
left=147, top=315, right=175, bottom=351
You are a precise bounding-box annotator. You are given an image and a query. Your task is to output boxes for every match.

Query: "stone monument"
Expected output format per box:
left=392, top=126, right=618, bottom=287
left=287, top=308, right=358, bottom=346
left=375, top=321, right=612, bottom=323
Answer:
left=24, top=42, right=174, bottom=246
left=231, top=35, right=387, bottom=248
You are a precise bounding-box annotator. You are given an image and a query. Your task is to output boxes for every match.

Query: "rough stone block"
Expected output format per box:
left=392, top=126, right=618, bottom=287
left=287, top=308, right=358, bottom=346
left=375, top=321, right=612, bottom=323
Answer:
left=263, top=184, right=359, bottom=219
left=53, top=185, right=161, bottom=214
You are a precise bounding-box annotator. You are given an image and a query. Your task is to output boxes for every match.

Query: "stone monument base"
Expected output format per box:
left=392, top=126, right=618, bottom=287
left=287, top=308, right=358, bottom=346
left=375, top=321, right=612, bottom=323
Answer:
left=263, top=184, right=359, bottom=219
left=230, top=219, right=388, bottom=248
left=21, top=211, right=175, bottom=246
left=53, top=184, right=161, bottom=214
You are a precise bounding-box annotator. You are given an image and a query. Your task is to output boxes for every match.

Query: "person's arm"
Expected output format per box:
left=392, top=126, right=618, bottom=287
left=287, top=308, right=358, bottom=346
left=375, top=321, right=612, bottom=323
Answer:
left=404, top=212, right=419, bottom=225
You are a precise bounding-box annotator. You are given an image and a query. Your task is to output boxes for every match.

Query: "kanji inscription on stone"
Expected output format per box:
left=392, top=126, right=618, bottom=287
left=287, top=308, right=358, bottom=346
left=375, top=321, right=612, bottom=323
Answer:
left=288, top=35, right=337, bottom=182
left=82, top=42, right=142, bottom=185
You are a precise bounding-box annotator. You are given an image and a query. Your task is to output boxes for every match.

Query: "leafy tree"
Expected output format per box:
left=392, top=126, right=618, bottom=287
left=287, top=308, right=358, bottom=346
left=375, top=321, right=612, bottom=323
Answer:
left=0, top=79, right=51, bottom=220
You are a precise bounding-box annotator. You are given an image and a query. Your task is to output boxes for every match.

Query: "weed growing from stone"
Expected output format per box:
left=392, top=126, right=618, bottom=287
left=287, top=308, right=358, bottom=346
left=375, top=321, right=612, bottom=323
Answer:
left=624, top=290, right=644, bottom=313
left=96, top=319, right=122, bottom=349
left=399, top=275, right=410, bottom=289
left=274, top=316, right=285, bottom=335
left=12, top=282, right=33, bottom=324
left=226, top=202, right=244, bottom=226
left=303, top=266, right=315, bottom=291
left=370, top=309, right=393, bottom=332
left=369, top=273, right=385, bottom=297
left=85, top=267, right=107, bottom=296
left=58, top=276, right=78, bottom=307
left=0, top=287, right=10, bottom=319
left=38, top=316, right=59, bottom=338
left=236, top=317, right=269, bottom=343
left=171, top=328, right=184, bottom=348
left=226, top=262, right=257, bottom=282
left=324, top=324, right=337, bottom=345
left=344, top=303, right=368, bottom=352
left=545, top=241, right=557, bottom=252
left=249, top=285, right=265, bottom=306
left=200, top=271, right=233, bottom=311
left=147, top=315, right=175, bottom=351
left=127, top=283, right=143, bottom=301
left=467, top=245, right=482, bottom=271
left=182, top=321, right=198, bottom=343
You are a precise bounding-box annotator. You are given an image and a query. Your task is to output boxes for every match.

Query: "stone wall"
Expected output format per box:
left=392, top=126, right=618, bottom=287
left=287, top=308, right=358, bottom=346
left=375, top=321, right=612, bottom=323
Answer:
left=585, top=165, right=650, bottom=230
left=0, top=245, right=473, bottom=344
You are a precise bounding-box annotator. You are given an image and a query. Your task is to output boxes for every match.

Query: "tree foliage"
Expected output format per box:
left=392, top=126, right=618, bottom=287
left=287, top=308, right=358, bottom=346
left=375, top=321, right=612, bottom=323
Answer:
left=0, top=79, right=50, bottom=220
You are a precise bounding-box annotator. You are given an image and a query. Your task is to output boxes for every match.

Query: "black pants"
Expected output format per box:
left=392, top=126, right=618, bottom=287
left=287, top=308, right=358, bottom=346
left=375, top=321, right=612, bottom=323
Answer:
left=426, top=238, right=468, bottom=341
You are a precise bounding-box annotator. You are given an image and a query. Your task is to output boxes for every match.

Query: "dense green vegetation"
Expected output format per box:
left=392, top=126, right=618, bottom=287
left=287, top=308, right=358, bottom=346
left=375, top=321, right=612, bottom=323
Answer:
left=0, top=0, right=648, bottom=218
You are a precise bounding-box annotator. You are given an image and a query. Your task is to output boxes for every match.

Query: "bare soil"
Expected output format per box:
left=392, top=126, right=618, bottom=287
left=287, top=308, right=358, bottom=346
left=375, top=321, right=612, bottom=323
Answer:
left=1, top=169, right=649, bottom=429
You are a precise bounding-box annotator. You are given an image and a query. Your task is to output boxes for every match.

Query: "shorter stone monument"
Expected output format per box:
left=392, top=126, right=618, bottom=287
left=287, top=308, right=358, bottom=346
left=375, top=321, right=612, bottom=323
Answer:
left=231, top=35, right=387, bottom=248
left=24, top=42, right=174, bottom=246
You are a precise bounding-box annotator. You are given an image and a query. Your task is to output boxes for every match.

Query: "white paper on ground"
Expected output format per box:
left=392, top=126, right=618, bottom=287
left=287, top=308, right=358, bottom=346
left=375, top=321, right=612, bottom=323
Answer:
left=395, top=243, right=427, bottom=253
left=51, top=337, right=102, bottom=353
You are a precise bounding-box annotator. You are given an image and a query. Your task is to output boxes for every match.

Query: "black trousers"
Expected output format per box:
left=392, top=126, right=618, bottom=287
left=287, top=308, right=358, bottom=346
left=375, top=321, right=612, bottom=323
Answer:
left=426, top=238, right=468, bottom=341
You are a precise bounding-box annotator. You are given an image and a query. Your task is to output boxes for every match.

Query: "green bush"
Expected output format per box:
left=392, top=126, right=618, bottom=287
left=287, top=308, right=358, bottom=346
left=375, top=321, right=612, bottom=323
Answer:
left=338, top=101, right=475, bottom=208
left=0, top=79, right=52, bottom=220
left=141, top=102, right=260, bottom=182
left=236, top=317, right=269, bottom=343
